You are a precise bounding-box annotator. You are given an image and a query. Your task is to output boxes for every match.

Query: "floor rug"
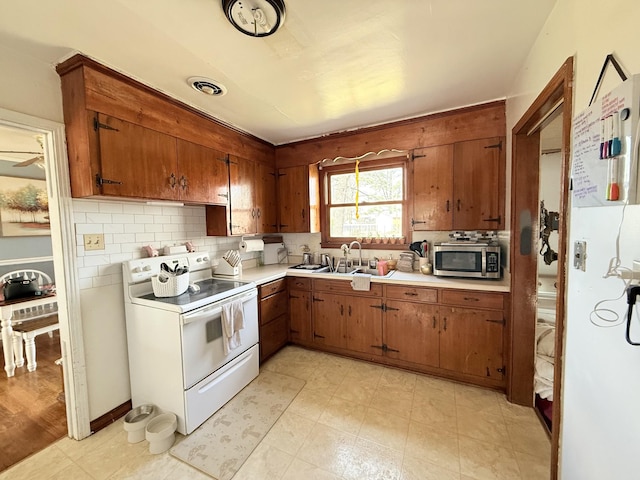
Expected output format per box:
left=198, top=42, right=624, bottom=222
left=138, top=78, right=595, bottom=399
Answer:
left=170, top=370, right=305, bottom=480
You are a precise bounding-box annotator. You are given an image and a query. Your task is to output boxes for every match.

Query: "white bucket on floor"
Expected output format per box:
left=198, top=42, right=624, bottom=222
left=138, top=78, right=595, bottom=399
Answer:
left=145, top=412, right=178, bottom=454
left=123, top=404, right=157, bottom=443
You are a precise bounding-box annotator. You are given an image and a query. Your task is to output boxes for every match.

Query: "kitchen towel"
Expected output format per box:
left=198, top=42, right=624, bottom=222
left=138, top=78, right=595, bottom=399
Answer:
left=221, top=299, right=244, bottom=355
left=350, top=273, right=371, bottom=291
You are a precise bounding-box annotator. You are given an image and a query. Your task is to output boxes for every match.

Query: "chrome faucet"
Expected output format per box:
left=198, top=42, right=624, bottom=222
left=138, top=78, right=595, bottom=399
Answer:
left=348, top=240, right=363, bottom=268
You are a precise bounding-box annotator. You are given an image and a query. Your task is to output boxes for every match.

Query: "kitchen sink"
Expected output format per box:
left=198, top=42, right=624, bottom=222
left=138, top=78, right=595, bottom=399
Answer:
left=327, top=267, right=395, bottom=278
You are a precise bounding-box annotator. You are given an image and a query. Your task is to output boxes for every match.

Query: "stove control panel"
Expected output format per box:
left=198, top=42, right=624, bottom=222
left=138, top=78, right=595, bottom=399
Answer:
left=124, top=252, right=213, bottom=284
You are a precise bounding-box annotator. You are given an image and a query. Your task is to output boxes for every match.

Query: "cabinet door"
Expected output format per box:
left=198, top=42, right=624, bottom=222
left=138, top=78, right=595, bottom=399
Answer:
left=176, top=140, right=228, bottom=204
left=277, top=165, right=309, bottom=232
left=228, top=155, right=256, bottom=235
left=311, top=292, right=346, bottom=349
left=97, top=114, right=178, bottom=199
left=453, top=137, right=503, bottom=230
left=255, top=162, right=278, bottom=233
left=289, top=289, right=311, bottom=343
left=439, top=306, right=504, bottom=379
left=260, top=314, right=288, bottom=362
left=345, top=297, right=383, bottom=356
left=384, top=300, right=440, bottom=367
left=412, top=145, right=453, bottom=230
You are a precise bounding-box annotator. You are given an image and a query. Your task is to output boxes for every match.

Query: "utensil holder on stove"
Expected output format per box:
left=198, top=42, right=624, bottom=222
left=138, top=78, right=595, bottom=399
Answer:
left=151, top=273, right=189, bottom=297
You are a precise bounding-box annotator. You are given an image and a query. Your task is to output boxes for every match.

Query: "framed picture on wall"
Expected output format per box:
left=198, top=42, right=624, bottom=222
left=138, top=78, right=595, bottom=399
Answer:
left=0, top=175, right=50, bottom=237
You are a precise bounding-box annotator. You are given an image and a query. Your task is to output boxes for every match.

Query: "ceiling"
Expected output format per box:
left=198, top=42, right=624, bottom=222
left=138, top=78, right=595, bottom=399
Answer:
left=0, top=1, right=556, bottom=145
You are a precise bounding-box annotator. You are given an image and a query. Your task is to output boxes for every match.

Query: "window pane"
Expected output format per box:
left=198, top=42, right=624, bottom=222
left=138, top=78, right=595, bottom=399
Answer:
left=329, top=204, right=403, bottom=238
left=330, top=167, right=403, bottom=204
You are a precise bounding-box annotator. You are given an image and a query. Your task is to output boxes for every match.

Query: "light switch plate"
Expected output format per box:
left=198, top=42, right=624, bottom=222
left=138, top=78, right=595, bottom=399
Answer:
left=84, top=233, right=105, bottom=251
left=574, top=240, right=586, bottom=271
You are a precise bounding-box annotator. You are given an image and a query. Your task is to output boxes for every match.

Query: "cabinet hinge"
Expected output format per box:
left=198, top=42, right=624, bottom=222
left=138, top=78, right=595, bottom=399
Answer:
left=370, top=304, right=385, bottom=311
left=484, top=141, right=502, bottom=150
left=312, top=296, right=324, bottom=302
left=277, top=172, right=287, bottom=177
left=93, top=118, right=119, bottom=132
left=411, top=218, right=427, bottom=227
left=95, top=174, right=122, bottom=187
left=313, top=332, right=325, bottom=339
left=289, top=294, right=300, bottom=299
left=482, top=215, right=502, bottom=224
left=410, top=152, right=427, bottom=161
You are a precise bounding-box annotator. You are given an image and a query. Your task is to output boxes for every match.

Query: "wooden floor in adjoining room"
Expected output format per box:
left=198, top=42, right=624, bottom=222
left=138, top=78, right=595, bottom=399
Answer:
left=0, top=329, right=67, bottom=472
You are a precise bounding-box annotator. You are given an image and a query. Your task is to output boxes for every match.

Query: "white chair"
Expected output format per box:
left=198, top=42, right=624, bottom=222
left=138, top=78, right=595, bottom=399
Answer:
left=1, top=269, right=59, bottom=372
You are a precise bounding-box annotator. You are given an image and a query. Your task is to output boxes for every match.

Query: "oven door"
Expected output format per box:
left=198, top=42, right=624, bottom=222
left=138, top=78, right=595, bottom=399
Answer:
left=181, top=288, right=258, bottom=389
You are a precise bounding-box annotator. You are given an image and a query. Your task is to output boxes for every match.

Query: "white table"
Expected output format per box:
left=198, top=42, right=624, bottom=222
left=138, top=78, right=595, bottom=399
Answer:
left=0, top=293, right=57, bottom=377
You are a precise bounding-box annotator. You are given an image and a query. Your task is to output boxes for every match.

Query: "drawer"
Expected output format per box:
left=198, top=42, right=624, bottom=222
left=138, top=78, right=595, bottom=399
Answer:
left=288, top=276, right=311, bottom=291
left=385, top=285, right=438, bottom=303
left=440, top=289, right=504, bottom=310
left=259, top=278, right=287, bottom=299
left=259, top=314, right=288, bottom=361
left=259, top=290, right=288, bottom=325
left=313, top=279, right=383, bottom=297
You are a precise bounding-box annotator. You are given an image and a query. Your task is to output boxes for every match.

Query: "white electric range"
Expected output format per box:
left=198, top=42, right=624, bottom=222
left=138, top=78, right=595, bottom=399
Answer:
left=122, top=252, right=259, bottom=435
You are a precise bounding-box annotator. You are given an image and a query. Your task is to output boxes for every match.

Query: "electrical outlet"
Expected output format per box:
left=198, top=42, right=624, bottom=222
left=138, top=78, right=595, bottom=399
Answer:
left=84, top=233, right=105, bottom=251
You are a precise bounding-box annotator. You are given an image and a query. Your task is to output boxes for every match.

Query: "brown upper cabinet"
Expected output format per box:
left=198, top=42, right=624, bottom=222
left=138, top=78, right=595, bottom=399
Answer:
left=56, top=54, right=275, bottom=202
left=412, top=137, right=505, bottom=231
left=277, top=164, right=320, bottom=233
left=228, top=156, right=279, bottom=235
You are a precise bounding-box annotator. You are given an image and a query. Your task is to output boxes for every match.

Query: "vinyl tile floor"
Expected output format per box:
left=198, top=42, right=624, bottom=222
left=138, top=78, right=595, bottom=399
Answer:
left=0, top=346, right=551, bottom=480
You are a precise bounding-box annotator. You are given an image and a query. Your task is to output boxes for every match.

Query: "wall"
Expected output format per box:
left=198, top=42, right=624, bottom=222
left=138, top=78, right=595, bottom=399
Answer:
left=506, top=0, right=640, bottom=478
left=537, top=152, right=562, bottom=278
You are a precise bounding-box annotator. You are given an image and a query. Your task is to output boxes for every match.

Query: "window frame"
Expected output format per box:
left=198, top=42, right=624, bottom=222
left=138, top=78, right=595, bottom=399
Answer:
left=319, top=156, right=410, bottom=249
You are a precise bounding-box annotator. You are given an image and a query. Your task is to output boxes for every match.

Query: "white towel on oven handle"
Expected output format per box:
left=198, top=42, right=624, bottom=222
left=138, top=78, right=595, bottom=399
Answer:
left=221, top=299, right=245, bottom=355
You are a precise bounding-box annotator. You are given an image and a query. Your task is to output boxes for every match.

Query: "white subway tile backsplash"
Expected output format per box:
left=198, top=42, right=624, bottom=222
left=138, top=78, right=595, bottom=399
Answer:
left=104, top=224, right=124, bottom=234
left=98, top=202, right=124, bottom=214
left=76, top=223, right=104, bottom=234
left=124, top=224, right=146, bottom=234
left=143, top=205, right=164, bottom=215
left=113, top=233, right=136, bottom=244
left=98, top=263, right=121, bottom=276
left=78, top=278, right=93, bottom=290
left=78, top=266, right=98, bottom=279
left=73, top=200, right=100, bottom=213
left=135, top=233, right=155, bottom=243
left=86, top=212, right=113, bottom=224
left=73, top=212, right=87, bottom=223
left=112, top=214, right=135, bottom=224
left=144, top=223, right=165, bottom=233
left=134, top=214, right=155, bottom=224
left=84, top=255, right=111, bottom=266
left=122, top=203, right=146, bottom=214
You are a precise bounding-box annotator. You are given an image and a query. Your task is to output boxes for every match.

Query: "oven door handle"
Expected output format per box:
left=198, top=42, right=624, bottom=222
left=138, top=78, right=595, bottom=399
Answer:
left=181, top=289, right=257, bottom=325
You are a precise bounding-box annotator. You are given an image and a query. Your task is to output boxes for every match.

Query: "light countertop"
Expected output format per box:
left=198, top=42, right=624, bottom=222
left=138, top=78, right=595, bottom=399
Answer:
left=226, top=263, right=510, bottom=293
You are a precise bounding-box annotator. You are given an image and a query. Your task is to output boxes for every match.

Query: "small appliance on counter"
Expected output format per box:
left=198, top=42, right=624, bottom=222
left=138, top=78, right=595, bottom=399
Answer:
left=433, top=231, right=501, bottom=279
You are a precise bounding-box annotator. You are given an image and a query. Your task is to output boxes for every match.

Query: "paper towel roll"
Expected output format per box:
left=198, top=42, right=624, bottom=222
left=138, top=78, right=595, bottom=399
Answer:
left=239, top=239, right=264, bottom=252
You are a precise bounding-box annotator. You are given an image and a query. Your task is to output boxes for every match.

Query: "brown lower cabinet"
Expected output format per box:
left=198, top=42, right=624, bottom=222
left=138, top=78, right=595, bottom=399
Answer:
left=258, top=279, right=288, bottom=362
left=287, top=277, right=508, bottom=390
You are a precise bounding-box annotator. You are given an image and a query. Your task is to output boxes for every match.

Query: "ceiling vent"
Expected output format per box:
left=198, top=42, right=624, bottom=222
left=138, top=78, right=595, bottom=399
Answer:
left=188, top=77, right=227, bottom=96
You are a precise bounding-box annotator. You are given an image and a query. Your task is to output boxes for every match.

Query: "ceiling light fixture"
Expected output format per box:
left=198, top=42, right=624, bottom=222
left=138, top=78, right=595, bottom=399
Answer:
left=188, top=77, right=227, bottom=96
left=222, top=0, right=286, bottom=37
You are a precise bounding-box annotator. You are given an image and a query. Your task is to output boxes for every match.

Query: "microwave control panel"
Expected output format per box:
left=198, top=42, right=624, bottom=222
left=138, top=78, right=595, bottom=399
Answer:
left=487, top=252, right=499, bottom=273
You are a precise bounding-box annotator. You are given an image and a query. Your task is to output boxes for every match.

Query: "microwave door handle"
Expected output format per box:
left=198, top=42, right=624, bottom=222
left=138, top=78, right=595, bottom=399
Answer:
left=481, top=248, right=487, bottom=277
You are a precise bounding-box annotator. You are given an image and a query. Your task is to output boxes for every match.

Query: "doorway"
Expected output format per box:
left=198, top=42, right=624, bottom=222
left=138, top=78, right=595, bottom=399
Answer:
left=509, top=57, right=573, bottom=480
left=0, top=108, right=90, bottom=471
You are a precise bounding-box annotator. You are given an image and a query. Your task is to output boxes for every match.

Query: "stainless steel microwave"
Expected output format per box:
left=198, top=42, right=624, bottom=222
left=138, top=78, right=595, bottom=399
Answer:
left=433, top=242, right=501, bottom=279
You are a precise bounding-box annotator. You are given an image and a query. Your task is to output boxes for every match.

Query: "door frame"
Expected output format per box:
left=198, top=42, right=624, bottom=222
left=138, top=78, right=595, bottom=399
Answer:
left=0, top=107, right=91, bottom=440
left=508, top=57, right=573, bottom=479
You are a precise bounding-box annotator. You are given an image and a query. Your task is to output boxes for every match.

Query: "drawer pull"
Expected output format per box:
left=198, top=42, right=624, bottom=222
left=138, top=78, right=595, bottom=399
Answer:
left=289, top=294, right=300, bottom=299
left=463, top=297, right=479, bottom=302
left=486, top=318, right=506, bottom=325
left=443, top=318, right=447, bottom=331
left=404, top=292, right=418, bottom=296
left=432, top=316, right=437, bottom=328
